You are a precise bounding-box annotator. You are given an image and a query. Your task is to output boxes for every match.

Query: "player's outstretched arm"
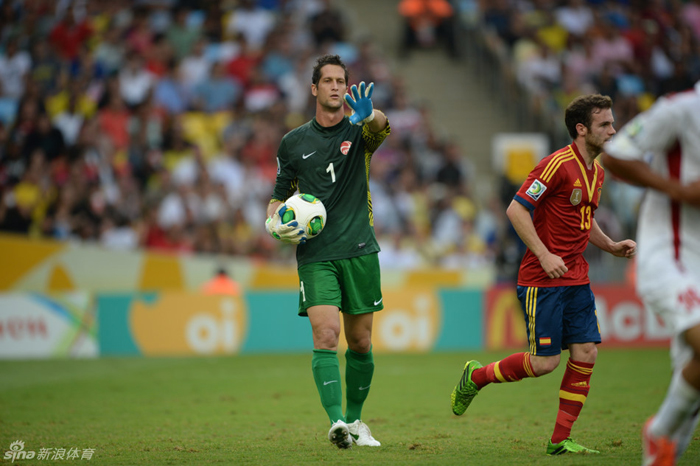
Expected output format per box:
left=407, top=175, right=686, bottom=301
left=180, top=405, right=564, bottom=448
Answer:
left=506, top=200, right=568, bottom=279
left=366, top=109, right=387, bottom=133
left=602, top=153, right=700, bottom=207
left=676, top=180, right=700, bottom=207
left=601, top=153, right=671, bottom=190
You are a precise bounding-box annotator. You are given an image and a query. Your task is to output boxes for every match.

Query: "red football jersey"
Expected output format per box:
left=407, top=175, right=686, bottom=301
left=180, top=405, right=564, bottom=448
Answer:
left=513, top=143, right=605, bottom=287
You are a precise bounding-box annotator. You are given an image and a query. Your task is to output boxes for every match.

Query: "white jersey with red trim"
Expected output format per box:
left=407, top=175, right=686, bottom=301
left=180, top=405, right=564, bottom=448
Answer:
left=604, top=82, right=700, bottom=295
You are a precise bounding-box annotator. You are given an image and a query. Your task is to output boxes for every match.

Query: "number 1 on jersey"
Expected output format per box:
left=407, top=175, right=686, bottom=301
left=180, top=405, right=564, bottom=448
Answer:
left=326, top=163, right=336, bottom=183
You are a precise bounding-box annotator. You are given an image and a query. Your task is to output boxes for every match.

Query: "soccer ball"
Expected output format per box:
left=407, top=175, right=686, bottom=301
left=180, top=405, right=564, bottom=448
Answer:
left=281, top=193, right=327, bottom=239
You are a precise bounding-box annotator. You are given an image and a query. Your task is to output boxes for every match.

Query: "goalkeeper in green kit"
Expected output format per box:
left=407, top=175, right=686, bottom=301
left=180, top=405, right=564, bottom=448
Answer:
left=265, top=54, right=390, bottom=449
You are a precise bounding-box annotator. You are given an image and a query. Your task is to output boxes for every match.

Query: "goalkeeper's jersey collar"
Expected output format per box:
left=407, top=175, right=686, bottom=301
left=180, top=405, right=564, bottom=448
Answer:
left=311, top=116, right=349, bottom=134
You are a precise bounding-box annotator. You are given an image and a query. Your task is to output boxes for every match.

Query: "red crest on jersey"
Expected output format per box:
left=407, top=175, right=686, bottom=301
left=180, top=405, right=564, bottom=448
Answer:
left=340, top=141, right=352, bottom=155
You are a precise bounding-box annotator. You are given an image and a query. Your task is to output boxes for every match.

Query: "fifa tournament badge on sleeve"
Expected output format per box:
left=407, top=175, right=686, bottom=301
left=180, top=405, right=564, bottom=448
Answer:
left=526, top=179, right=547, bottom=201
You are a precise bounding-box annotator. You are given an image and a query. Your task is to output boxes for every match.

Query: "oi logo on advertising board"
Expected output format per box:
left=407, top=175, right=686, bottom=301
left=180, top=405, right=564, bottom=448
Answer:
left=337, top=289, right=441, bottom=353
left=129, top=293, right=248, bottom=356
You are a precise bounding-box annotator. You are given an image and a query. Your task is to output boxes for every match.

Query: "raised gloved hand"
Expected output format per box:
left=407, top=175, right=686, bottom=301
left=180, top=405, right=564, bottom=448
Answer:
left=265, top=204, right=307, bottom=245
left=344, top=81, right=375, bottom=126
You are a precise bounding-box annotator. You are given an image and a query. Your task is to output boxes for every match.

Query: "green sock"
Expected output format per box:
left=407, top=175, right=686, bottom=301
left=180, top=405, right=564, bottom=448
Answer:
left=345, top=348, right=375, bottom=423
left=311, top=349, right=344, bottom=424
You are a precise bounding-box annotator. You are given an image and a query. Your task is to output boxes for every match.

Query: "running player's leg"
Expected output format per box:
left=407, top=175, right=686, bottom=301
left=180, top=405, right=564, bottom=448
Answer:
left=552, top=343, right=596, bottom=446
left=452, top=286, right=561, bottom=416
left=644, top=276, right=700, bottom=463
left=548, top=285, right=601, bottom=453
left=672, top=400, right=700, bottom=461
left=652, top=325, right=700, bottom=460
left=476, top=286, right=565, bottom=385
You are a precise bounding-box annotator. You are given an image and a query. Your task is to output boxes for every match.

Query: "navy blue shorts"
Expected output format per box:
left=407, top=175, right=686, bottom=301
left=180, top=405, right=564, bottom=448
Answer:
left=516, top=284, right=601, bottom=356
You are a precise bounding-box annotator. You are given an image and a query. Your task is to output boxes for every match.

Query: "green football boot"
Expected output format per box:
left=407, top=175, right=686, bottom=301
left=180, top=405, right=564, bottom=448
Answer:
left=546, top=438, right=600, bottom=455
left=451, top=360, right=482, bottom=415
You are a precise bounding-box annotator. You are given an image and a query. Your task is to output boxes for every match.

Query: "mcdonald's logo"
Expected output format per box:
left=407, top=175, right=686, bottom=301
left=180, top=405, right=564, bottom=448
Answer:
left=485, top=286, right=528, bottom=350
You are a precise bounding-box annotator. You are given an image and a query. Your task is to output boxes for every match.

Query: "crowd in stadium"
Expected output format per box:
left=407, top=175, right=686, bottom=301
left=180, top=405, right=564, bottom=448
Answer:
left=482, top=0, right=700, bottom=130
left=0, top=0, right=698, bottom=273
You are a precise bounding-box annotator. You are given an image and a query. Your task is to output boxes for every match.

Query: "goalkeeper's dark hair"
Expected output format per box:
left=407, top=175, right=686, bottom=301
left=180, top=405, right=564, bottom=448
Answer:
left=312, top=54, right=348, bottom=86
left=564, top=94, right=613, bottom=139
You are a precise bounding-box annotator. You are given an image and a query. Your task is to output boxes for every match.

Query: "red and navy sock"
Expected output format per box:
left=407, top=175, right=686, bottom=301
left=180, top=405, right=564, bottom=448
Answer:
left=471, top=352, right=537, bottom=390
left=551, top=359, right=594, bottom=444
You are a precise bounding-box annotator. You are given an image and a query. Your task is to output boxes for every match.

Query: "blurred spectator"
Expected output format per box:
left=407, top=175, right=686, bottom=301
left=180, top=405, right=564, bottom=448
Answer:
left=555, top=0, right=594, bottom=38
left=145, top=33, right=173, bottom=78
left=166, top=6, right=200, bottom=60
left=309, top=0, right=346, bottom=48
left=49, top=10, right=92, bottom=61
left=535, top=9, right=568, bottom=55
left=153, top=59, right=190, bottom=115
left=384, top=87, right=423, bottom=142
left=179, top=39, right=211, bottom=91
left=100, top=210, right=140, bottom=251
left=29, top=39, right=60, bottom=94
left=657, top=60, right=695, bottom=96
left=517, top=39, right=561, bottom=96
left=684, top=0, right=700, bottom=41
left=398, top=0, right=457, bottom=58
left=225, top=34, right=260, bottom=89
left=0, top=85, right=18, bottom=126
left=119, top=53, right=155, bottom=108
left=93, top=25, right=125, bottom=77
left=23, top=112, right=64, bottom=162
left=590, top=19, right=634, bottom=76
left=482, top=0, right=516, bottom=46
left=0, top=38, right=31, bottom=100
left=261, top=31, right=296, bottom=84
left=201, top=268, right=241, bottom=296
left=125, top=7, right=154, bottom=56
left=202, top=3, right=225, bottom=43
left=435, top=141, right=469, bottom=190
left=224, top=0, right=276, bottom=53
left=243, top=66, right=281, bottom=113
left=98, top=91, right=130, bottom=151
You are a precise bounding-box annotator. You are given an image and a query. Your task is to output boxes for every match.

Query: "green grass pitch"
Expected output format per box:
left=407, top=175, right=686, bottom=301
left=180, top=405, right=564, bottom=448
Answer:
left=1, top=349, right=698, bottom=465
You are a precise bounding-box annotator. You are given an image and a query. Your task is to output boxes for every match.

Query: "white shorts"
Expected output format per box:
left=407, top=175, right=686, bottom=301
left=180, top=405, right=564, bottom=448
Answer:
left=638, top=269, right=700, bottom=370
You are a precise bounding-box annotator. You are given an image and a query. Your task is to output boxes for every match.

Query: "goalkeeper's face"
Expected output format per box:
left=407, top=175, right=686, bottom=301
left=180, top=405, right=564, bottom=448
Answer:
left=312, top=65, right=347, bottom=111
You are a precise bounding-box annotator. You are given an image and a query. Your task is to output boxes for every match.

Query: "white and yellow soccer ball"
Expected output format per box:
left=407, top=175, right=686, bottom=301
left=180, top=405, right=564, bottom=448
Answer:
left=281, top=193, right=327, bottom=239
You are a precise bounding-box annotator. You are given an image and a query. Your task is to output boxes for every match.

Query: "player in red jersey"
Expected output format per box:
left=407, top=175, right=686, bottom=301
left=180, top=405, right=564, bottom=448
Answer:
left=451, top=95, right=637, bottom=455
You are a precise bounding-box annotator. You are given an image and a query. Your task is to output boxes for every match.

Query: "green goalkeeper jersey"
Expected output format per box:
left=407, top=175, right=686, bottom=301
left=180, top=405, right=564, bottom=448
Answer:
left=272, top=116, right=391, bottom=267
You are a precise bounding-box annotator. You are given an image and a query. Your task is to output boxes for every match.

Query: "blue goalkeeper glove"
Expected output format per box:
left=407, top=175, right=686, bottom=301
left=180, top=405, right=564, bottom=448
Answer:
left=265, top=204, right=307, bottom=245
left=344, top=81, right=375, bottom=126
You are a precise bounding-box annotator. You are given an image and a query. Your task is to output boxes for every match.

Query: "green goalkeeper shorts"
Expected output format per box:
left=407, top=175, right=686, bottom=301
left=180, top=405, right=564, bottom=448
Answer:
left=297, top=253, right=383, bottom=316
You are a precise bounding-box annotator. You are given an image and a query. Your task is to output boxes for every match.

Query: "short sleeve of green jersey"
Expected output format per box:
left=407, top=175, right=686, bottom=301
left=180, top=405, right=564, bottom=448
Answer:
left=271, top=137, right=299, bottom=203
left=362, top=120, right=391, bottom=155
